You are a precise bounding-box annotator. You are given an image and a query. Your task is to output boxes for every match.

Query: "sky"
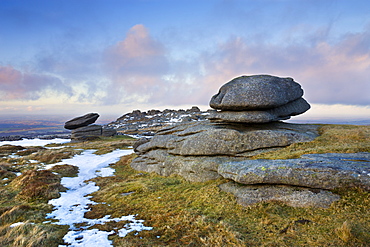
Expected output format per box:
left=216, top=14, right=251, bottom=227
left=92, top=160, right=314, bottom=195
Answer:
left=0, top=0, right=369, bottom=121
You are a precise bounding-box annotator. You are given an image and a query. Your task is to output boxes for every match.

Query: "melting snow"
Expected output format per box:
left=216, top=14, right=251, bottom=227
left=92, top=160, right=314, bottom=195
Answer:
left=0, top=138, right=69, bottom=147
left=10, top=222, right=34, bottom=228
left=45, top=149, right=152, bottom=246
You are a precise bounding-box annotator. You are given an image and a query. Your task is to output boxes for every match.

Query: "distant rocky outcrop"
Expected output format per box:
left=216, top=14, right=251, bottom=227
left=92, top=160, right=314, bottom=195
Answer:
left=65, top=113, right=116, bottom=141
left=107, top=106, right=211, bottom=137
left=131, top=74, right=370, bottom=208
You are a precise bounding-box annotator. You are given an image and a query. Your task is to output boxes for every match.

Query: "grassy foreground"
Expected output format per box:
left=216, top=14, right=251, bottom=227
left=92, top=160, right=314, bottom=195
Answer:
left=0, top=125, right=369, bottom=246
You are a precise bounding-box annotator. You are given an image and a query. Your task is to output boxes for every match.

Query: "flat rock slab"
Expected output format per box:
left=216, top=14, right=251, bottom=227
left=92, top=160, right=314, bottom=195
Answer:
left=219, top=153, right=370, bottom=190
left=219, top=182, right=340, bottom=208
left=71, top=124, right=102, bottom=140
left=64, top=113, right=100, bottom=130
left=135, top=121, right=318, bottom=156
left=132, top=150, right=246, bottom=182
left=208, top=98, right=310, bottom=123
left=132, top=121, right=319, bottom=182
left=210, top=75, right=303, bottom=110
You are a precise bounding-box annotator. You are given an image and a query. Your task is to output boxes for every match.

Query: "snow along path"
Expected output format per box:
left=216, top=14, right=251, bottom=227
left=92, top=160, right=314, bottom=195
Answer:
left=44, top=149, right=152, bottom=246
left=0, top=138, right=69, bottom=147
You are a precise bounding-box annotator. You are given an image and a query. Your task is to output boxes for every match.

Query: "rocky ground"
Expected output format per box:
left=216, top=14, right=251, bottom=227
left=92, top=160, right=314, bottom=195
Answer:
left=106, top=106, right=213, bottom=137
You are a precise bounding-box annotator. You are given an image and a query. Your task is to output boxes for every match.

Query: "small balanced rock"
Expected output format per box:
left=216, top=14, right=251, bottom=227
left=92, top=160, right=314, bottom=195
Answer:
left=64, top=113, right=100, bottom=130
left=64, top=113, right=117, bottom=141
left=208, top=75, right=310, bottom=123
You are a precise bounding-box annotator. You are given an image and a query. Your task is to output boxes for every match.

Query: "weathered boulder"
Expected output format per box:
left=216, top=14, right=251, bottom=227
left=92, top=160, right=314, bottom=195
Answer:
left=64, top=113, right=99, bottom=130
left=210, top=75, right=303, bottom=110
left=102, top=128, right=117, bottom=137
left=208, top=98, right=310, bottom=123
left=132, top=150, right=244, bottom=182
left=71, top=124, right=102, bottom=140
left=135, top=121, right=318, bottom=156
left=219, top=182, right=341, bottom=208
left=131, top=121, right=319, bottom=182
left=133, top=138, right=151, bottom=152
left=218, top=153, right=370, bottom=190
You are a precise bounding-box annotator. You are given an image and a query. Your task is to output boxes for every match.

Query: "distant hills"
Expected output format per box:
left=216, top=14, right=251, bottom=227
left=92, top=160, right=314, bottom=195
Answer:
left=0, top=109, right=369, bottom=140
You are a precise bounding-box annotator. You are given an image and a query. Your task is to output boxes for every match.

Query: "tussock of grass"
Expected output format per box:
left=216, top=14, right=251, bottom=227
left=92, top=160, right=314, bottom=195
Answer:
left=48, top=164, right=79, bottom=177
left=16, top=147, right=45, bottom=156
left=27, top=148, right=81, bottom=164
left=0, top=145, right=25, bottom=156
left=251, top=124, right=370, bottom=159
left=0, top=205, right=32, bottom=224
left=0, top=163, right=17, bottom=183
left=0, top=222, right=67, bottom=247
left=10, top=170, right=66, bottom=203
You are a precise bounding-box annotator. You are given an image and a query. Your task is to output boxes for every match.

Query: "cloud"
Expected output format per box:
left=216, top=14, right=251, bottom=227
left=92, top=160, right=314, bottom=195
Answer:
left=0, top=65, right=72, bottom=100
left=103, top=24, right=170, bottom=104
left=102, top=23, right=370, bottom=108
left=197, top=26, right=370, bottom=106
left=3, top=23, right=369, bottom=111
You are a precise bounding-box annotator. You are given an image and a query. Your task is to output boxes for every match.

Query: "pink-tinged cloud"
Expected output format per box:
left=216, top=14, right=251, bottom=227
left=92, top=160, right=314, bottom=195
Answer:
left=101, top=24, right=370, bottom=108
left=102, top=24, right=173, bottom=105
left=198, top=27, right=370, bottom=106
left=0, top=65, right=71, bottom=100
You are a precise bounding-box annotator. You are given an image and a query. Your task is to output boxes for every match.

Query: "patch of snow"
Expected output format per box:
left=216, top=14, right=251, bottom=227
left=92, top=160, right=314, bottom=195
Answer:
left=96, top=167, right=115, bottom=177
left=45, top=149, right=152, bottom=246
left=61, top=229, right=115, bottom=247
left=0, top=138, right=69, bottom=147
left=10, top=222, right=25, bottom=227
left=127, top=134, right=153, bottom=139
left=45, top=146, right=66, bottom=149
left=169, top=117, right=182, bottom=123
left=10, top=222, right=34, bottom=228
left=118, top=220, right=153, bottom=237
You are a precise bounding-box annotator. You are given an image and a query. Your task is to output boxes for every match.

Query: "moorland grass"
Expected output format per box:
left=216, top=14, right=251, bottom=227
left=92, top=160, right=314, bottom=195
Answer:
left=0, top=135, right=135, bottom=246
left=251, top=124, right=370, bottom=159
left=0, top=125, right=369, bottom=246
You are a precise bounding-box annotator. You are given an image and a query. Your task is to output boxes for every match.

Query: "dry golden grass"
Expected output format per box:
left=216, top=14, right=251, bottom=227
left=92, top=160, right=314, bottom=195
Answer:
left=251, top=124, right=370, bottom=159
left=26, top=148, right=81, bottom=164
left=0, top=124, right=369, bottom=246
left=0, top=222, right=67, bottom=247
left=10, top=170, right=66, bottom=203
left=69, top=135, right=136, bottom=155
left=48, top=164, right=79, bottom=177
left=0, top=145, right=25, bottom=156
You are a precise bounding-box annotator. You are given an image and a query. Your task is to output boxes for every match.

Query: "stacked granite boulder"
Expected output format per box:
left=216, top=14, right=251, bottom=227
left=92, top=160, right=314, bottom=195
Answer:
left=208, top=75, right=310, bottom=123
left=131, top=75, right=370, bottom=208
left=64, top=113, right=116, bottom=141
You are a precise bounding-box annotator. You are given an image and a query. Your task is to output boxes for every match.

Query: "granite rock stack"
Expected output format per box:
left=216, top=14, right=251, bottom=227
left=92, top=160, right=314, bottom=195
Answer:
left=64, top=113, right=116, bottom=141
left=131, top=74, right=370, bottom=208
left=208, top=75, right=310, bottom=123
